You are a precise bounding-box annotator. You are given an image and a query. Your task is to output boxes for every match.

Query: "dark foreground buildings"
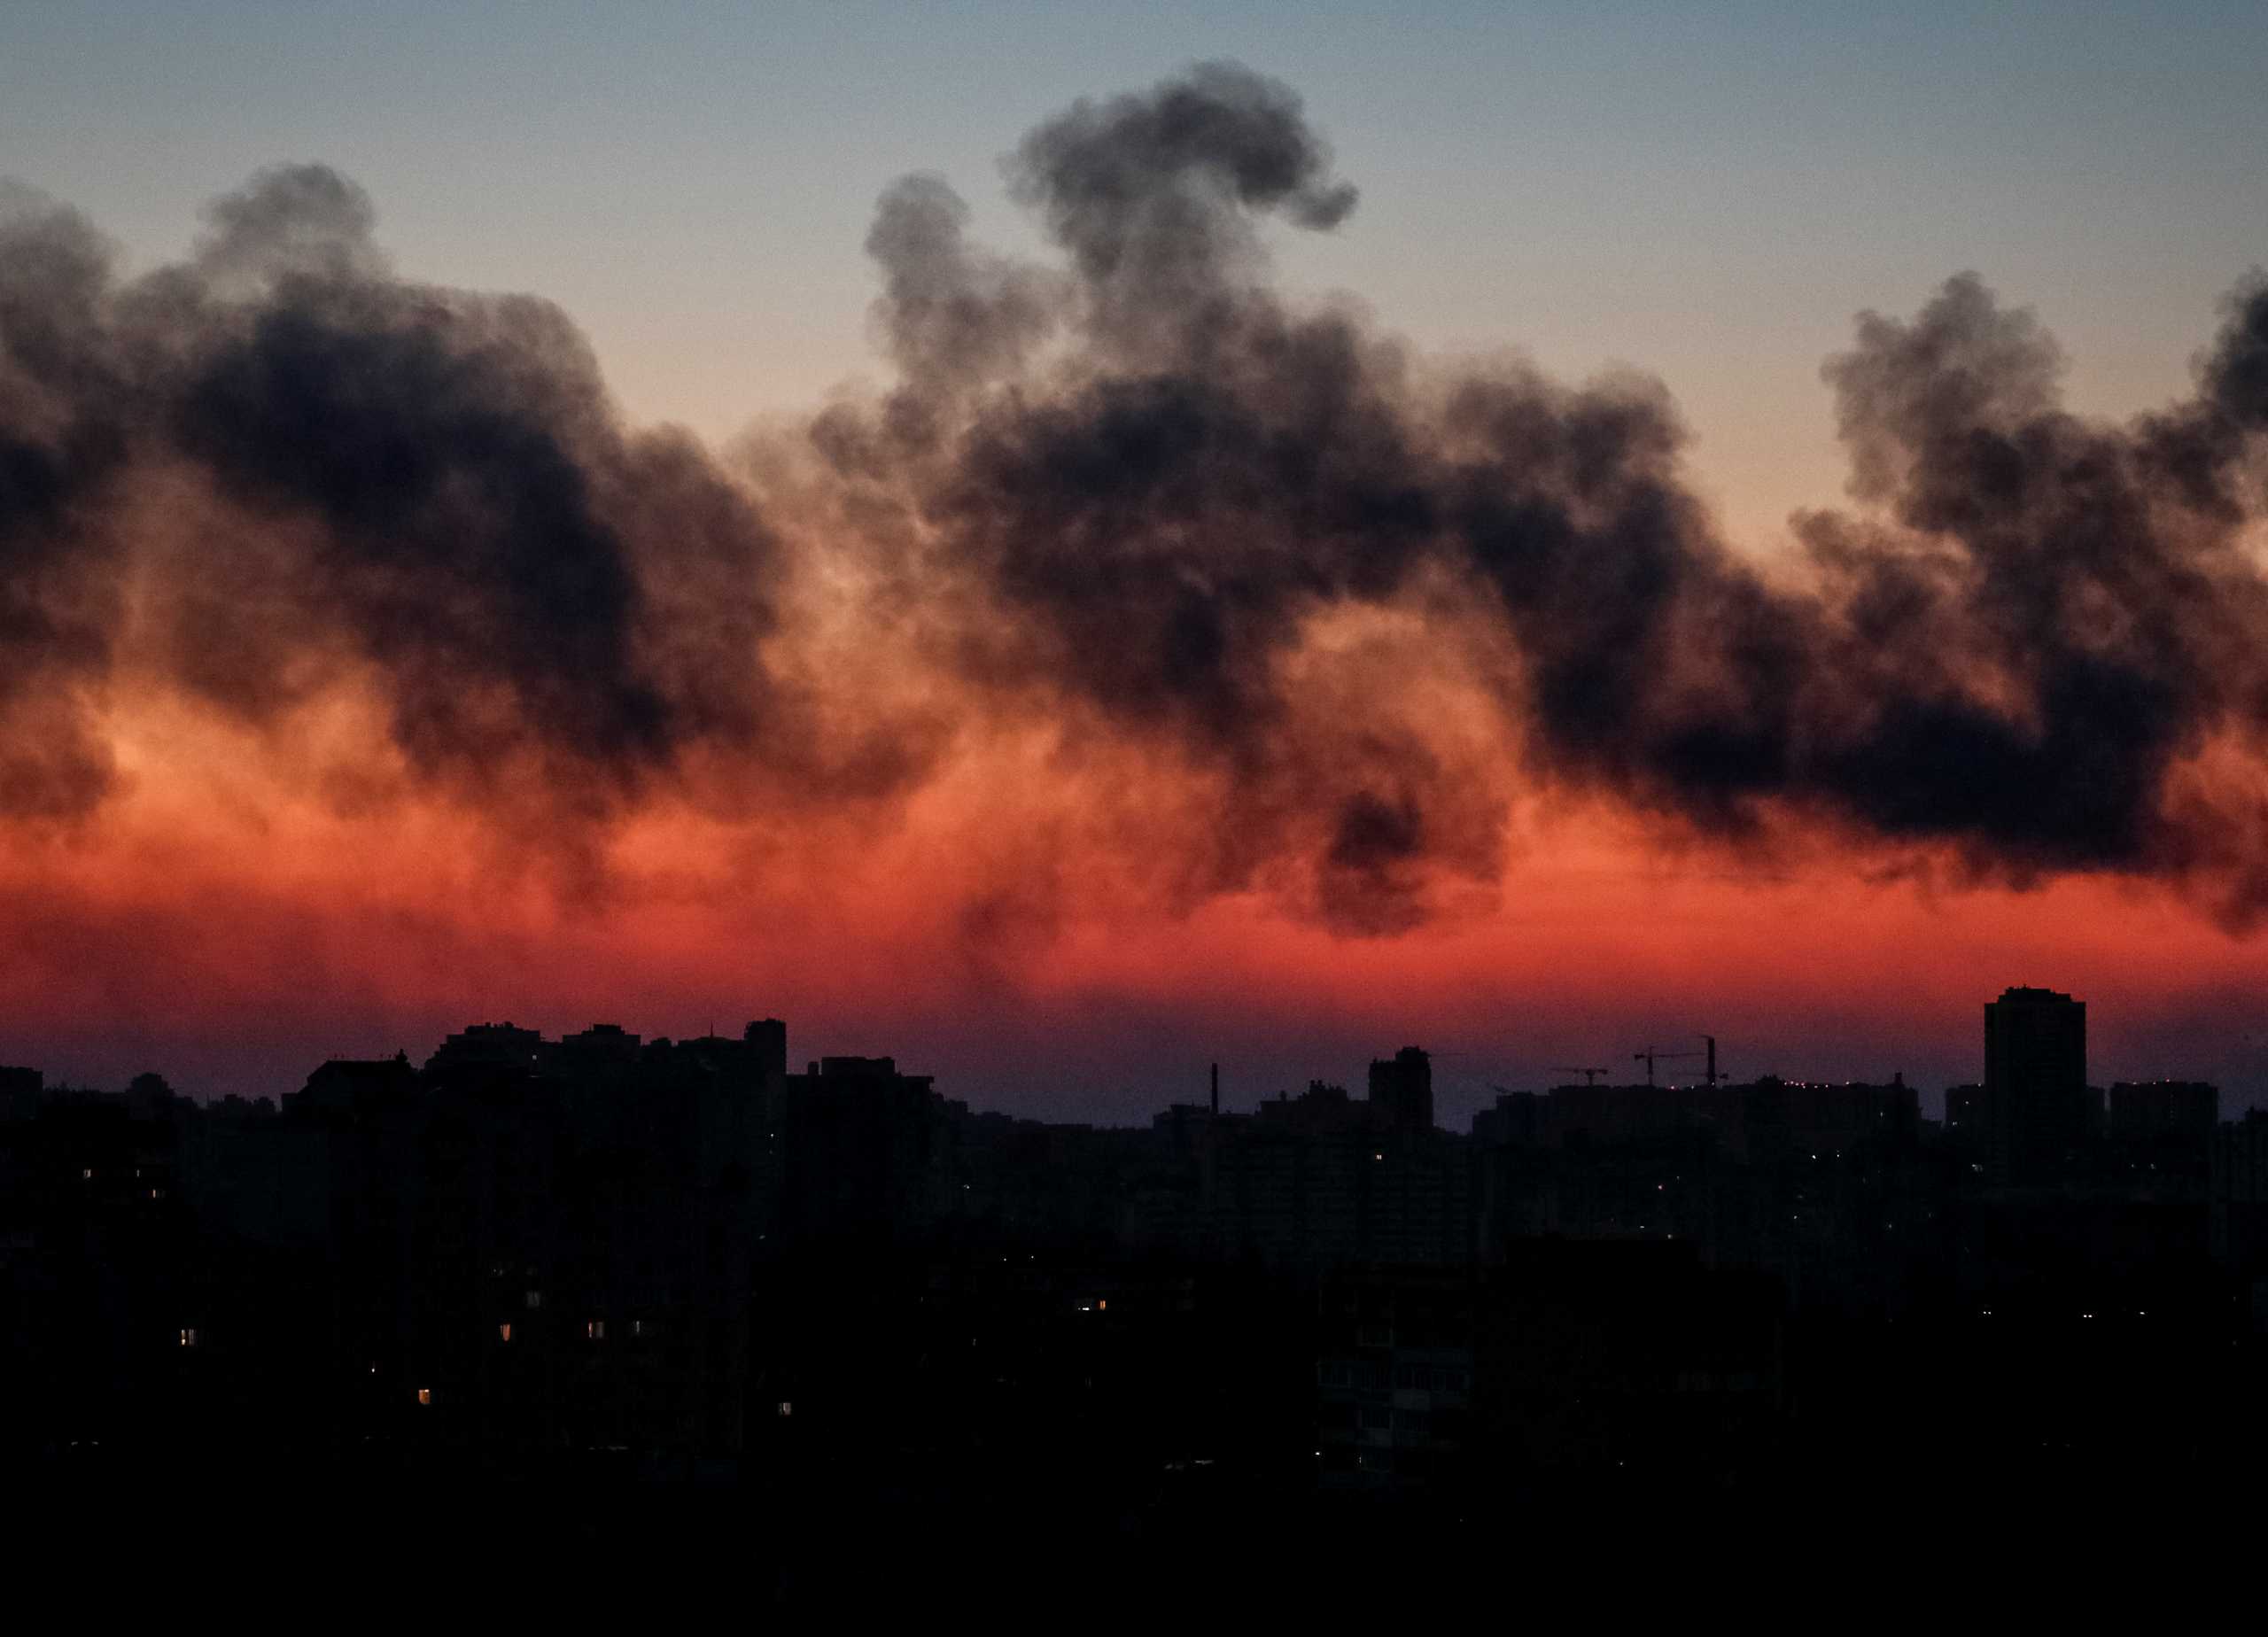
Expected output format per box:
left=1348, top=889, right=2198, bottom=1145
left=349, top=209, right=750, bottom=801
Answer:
left=1982, top=985, right=2092, bottom=1184
left=4, top=993, right=2266, bottom=1591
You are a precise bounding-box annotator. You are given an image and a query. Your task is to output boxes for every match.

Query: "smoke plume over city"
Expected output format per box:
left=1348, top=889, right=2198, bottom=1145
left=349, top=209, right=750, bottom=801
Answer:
left=4, top=63, right=2266, bottom=1098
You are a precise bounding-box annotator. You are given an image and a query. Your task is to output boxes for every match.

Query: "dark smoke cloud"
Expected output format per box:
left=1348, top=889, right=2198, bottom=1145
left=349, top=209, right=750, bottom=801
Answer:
left=864, top=174, right=1060, bottom=404
left=2202, top=272, right=2268, bottom=430
left=0, top=164, right=837, bottom=842
left=1008, top=60, right=1356, bottom=355
left=0, top=184, right=132, bottom=819
left=181, top=286, right=676, bottom=782
left=4, top=63, right=2267, bottom=935
left=847, top=66, right=1500, bottom=928
left=835, top=61, right=2268, bottom=928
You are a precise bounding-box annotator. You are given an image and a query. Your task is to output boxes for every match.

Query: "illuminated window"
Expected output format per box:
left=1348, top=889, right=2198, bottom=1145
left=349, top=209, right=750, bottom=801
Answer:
left=416, top=1388, right=431, bottom=1406
left=587, top=1320, right=605, bottom=1340
left=179, top=1328, right=198, bottom=1348
left=776, top=1400, right=793, bottom=1418
left=497, top=1323, right=512, bottom=1343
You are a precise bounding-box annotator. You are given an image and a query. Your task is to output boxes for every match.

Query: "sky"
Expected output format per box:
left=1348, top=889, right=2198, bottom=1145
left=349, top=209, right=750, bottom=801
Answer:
left=3, top=3, right=2266, bottom=1122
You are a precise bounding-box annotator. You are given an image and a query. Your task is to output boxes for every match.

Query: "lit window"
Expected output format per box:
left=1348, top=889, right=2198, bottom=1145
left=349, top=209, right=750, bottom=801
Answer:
left=777, top=1400, right=793, bottom=1418
left=587, top=1320, right=605, bottom=1340
left=416, top=1388, right=431, bottom=1406
left=497, top=1323, right=512, bottom=1343
left=179, top=1328, right=198, bottom=1348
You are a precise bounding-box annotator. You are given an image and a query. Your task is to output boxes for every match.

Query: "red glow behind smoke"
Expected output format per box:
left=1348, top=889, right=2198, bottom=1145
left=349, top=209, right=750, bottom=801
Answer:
left=4, top=711, right=2258, bottom=1117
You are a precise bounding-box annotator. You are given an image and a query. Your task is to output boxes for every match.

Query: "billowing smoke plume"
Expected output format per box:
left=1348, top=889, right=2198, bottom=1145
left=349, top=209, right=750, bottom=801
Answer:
left=0, top=183, right=131, bottom=819
left=0, top=164, right=842, bottom=845
left=4, top=62, right=2268, bottom=935
left=835, top=61, right=2268, bottom=926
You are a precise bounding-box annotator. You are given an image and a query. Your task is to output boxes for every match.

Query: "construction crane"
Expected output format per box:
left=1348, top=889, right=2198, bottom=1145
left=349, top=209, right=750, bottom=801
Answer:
left=1634, top=1035, right=1724, bottom=1087
left=1552, top=1066, right=1610, bottom=1086
left=1633, top=1045, right=1703, bottom=1086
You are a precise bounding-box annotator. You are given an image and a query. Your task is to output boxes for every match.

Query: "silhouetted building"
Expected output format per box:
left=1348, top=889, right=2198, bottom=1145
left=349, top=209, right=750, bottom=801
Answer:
left=1728, top=1075, right=1921, bottom=1163
left=1471, top=1090, right=1543, bottom=1148
left=2110, top=1082, right=2218, bottom=1142
left=779, top=1054, right=947, bottom=1245
left=1471, top=1241, right=1781, bottom=1486
left=2212, top=1109, right=2268, bottom=1271
left=288, top=1051, right=416, bottom=1117
left=1945, top=1082, right=1984, bottom=1151
left=1212, top=1069, right=1469, bottom=1269
left=0, top=1066, right=41, bottom=1121
left=1472, top=1076, right=1915, bottom=1161
left=1982, top=987, right=2088, bottom=1185
left=558, top=1022, right=642, bottom=1066
left=425, top=1021, right=548, bottom=1075
left=1315, top=1268, right=1472, bottom=1489
left=744, top=1018, right=788, bottom=1082
left=1368, top=1047, right=1433, bottom=1132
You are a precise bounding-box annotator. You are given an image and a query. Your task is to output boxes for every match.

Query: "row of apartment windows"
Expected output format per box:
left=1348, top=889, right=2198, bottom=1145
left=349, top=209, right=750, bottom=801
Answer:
left=1317, top=1360, right=1472, bottom=1393
left=1320, top=1404, right=1442, bottom=1436
left=494, top=1318, right=655, bottom=1341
